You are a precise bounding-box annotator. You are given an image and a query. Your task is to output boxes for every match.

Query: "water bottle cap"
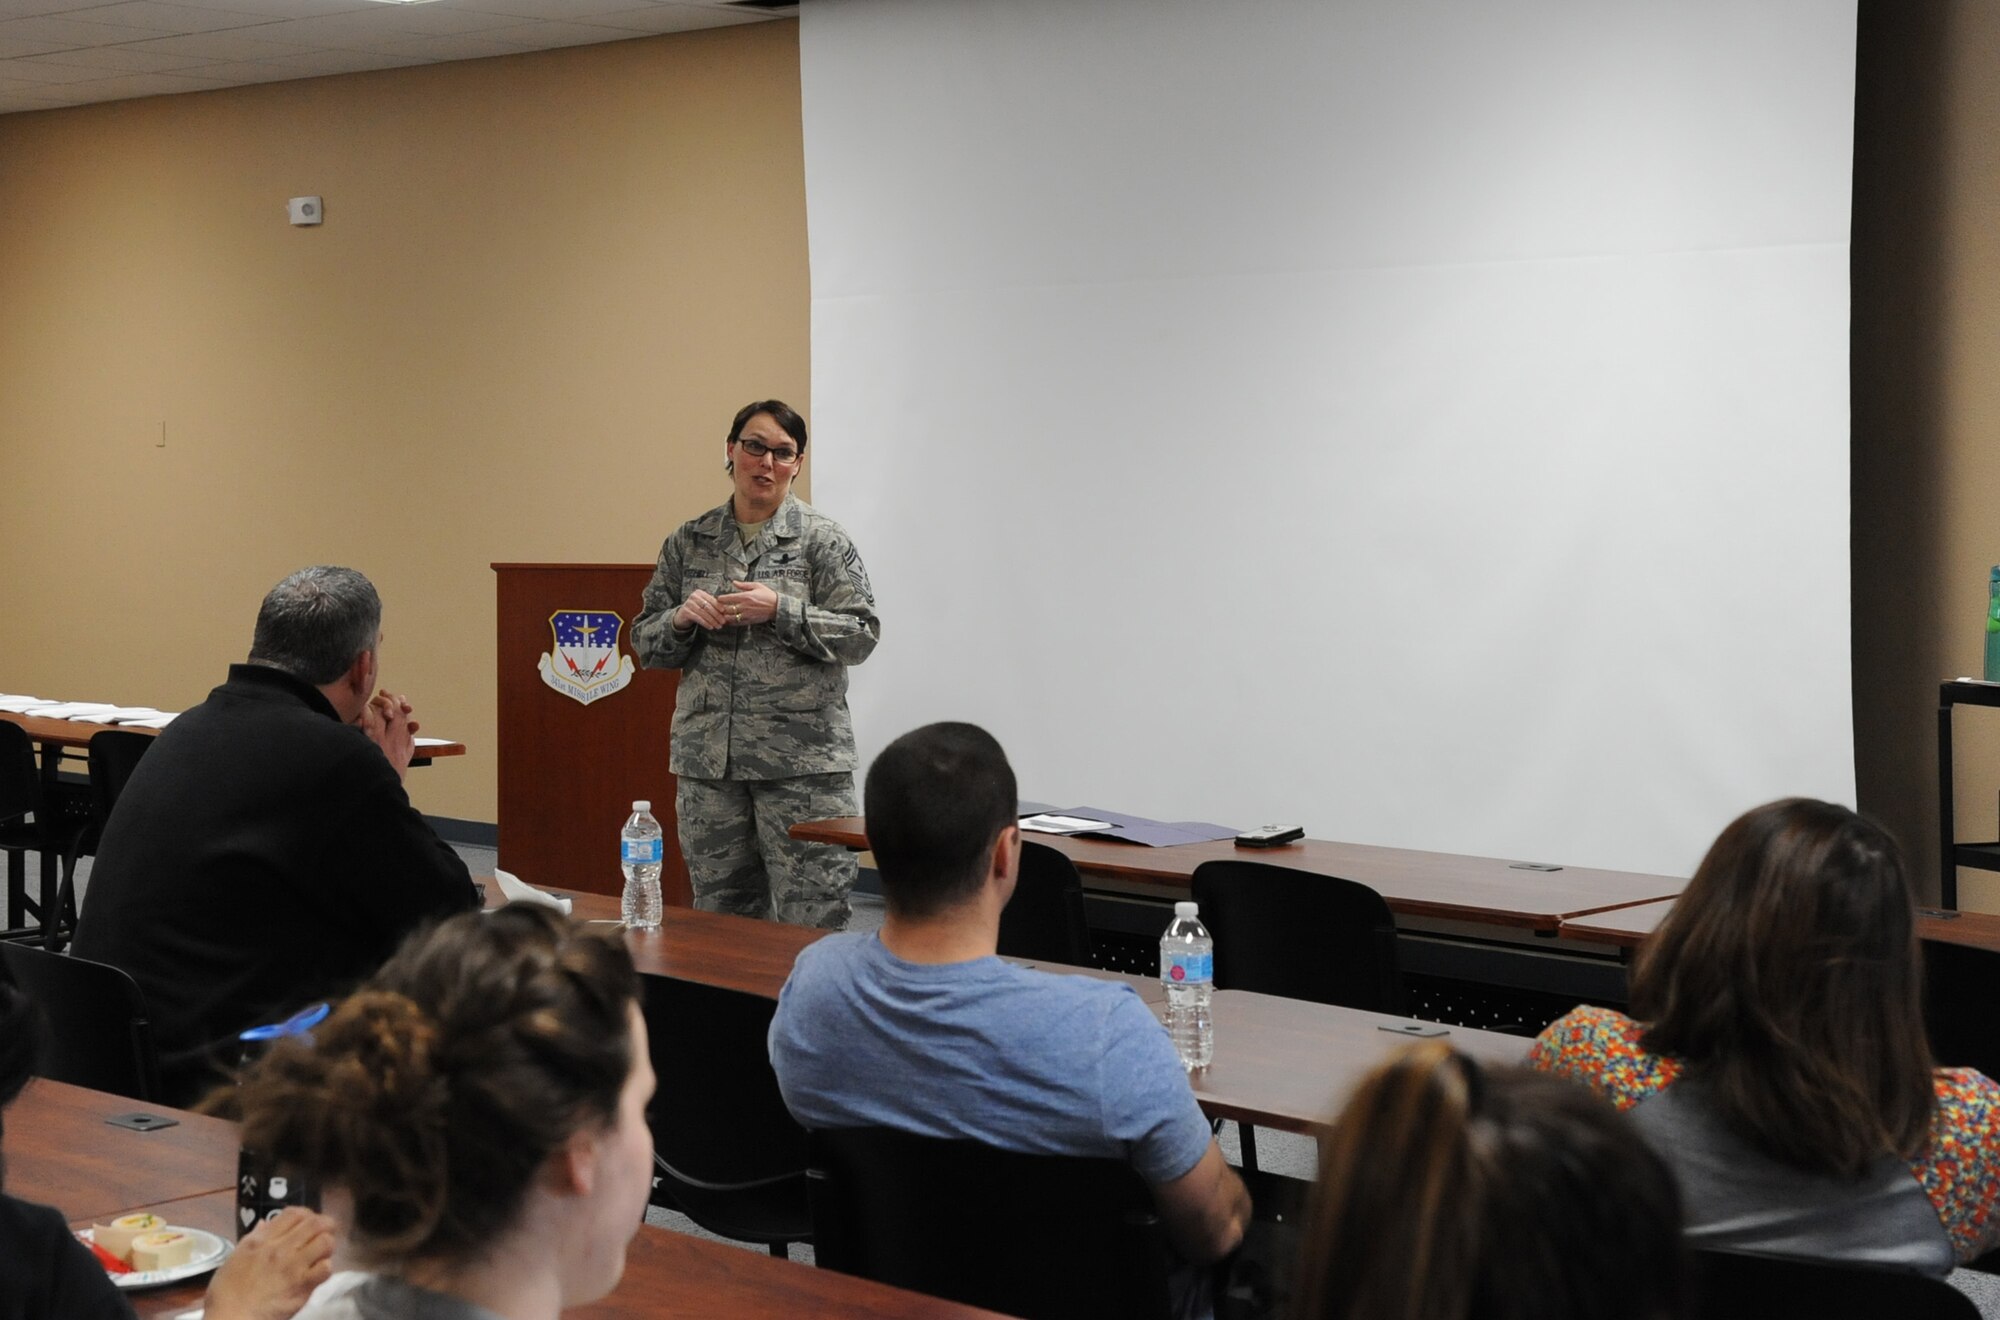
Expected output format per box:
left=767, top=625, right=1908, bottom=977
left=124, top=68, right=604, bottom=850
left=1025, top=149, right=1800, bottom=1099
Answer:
left=1991, top=566, right=2000, bottom=582
left=632, top=800, right=650, bottom=812
left=1174, top=901, right=1199, bottom=918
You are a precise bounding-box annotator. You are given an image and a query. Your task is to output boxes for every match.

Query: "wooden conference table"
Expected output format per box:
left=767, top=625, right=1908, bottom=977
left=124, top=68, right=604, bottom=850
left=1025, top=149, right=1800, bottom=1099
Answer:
left=793, top=816, right=1683, bottom=1008
left=517, top=887, right=1529, bottom=1136
left=1554, top=898, right=2000, bottom=952
left=10, top=1079, right=1011, bottom=1320
left=790, top=817, right=1681, bottom=934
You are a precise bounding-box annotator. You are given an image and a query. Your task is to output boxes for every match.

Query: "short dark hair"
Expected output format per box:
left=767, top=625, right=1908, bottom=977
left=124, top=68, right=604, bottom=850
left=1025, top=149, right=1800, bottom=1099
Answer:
left=728, top=399, right=808, bottom=454
left=248, top=566, right=382, bottom=685
left=1631, top=797, right=1933, bottom=1177
left=865, top=722, right=1017, bottom=918
left=235, top=906, right=640, bottom=1264
left=1294, top=1044, right=1686, bottom=1320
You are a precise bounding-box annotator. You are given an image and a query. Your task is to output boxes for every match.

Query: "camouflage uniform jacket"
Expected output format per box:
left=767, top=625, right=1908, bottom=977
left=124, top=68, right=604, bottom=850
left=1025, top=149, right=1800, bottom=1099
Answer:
left=633, top=495, right=879, bottom=780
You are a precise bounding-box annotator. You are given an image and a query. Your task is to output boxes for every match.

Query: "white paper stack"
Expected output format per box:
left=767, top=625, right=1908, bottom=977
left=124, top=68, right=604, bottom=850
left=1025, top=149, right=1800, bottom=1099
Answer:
left=32, top=702, right=119, bottom=720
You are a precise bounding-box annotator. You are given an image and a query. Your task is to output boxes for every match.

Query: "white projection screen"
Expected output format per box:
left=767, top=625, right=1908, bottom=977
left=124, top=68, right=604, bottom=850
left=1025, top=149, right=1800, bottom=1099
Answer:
left=801, top=0, right=1857, bottom=878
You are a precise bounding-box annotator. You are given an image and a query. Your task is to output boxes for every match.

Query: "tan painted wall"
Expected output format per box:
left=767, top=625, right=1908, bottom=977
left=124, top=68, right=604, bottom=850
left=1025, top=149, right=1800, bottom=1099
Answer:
left=0, top=21, right=809, bottom=825
left=1854, top=1, right=2000, bottom=909
left=1930, top=7, right=2000, bottom=911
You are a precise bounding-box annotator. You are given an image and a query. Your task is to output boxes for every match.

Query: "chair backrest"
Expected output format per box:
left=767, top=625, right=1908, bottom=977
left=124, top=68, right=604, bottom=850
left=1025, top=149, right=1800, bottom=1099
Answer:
left=1189, top=859, right=1402, bottom=1012
left=1925, top=936, right=2000, bottom=1083
left=87, top=730, right=153, bottom=827
left=0, top=721, right=42, bottom=824
left=808, top=1126, right=1173, bottom=1320
left=0, top=942, right=161, bottom=1102
left=1690, top=1246, right=1978, bottom=1320
left=998, top=841, right=1093, bottom=966
left=642, top=976, right=806, bottom=1192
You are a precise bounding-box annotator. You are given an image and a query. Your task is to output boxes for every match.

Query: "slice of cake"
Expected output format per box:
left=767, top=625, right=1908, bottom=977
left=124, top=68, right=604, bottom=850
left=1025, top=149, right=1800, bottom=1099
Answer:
left=90, top=1212, right=165, bottom=1262
left=130, top=1229, right=197, bottom=1271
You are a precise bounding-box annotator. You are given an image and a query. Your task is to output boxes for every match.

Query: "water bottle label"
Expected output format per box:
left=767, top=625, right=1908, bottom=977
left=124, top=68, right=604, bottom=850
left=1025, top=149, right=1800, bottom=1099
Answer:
left=621, top=837, right=662, bottom=865
left=1161, top=950, right=1212, bottom=984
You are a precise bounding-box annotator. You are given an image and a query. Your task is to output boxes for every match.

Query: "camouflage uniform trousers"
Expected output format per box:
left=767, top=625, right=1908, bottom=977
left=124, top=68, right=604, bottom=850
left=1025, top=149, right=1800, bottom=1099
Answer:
left=676, top=772, right=858, bottom=929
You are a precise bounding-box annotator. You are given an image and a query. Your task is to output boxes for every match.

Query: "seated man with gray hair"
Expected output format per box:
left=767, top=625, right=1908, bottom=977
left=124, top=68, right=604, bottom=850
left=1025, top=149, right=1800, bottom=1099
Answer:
left=73, top=566, right=477, bottom=1105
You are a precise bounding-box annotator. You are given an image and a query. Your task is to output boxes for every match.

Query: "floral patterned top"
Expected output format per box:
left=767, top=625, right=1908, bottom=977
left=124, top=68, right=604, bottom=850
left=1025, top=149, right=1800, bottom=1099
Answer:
left=1531, top=1005, right=2000, bottom=1263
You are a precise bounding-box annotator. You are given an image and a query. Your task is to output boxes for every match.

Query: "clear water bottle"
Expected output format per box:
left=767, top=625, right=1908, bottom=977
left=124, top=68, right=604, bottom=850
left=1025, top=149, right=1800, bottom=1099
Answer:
left=620, top=800, right=663, bottom=930
left=1985, top=567, right=2000, bottom=683
left=1160, top=900, right=1213, bottom=1070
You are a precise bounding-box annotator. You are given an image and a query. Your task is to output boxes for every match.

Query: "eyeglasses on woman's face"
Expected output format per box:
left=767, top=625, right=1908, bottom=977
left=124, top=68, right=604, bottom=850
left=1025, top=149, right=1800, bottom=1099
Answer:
left=733, top=436, right=800, bottom=465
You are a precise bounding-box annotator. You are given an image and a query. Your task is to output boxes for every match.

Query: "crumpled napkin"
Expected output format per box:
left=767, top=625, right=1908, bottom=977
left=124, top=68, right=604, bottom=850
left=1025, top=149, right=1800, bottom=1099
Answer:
left=489, top=868, right=573, bottom=915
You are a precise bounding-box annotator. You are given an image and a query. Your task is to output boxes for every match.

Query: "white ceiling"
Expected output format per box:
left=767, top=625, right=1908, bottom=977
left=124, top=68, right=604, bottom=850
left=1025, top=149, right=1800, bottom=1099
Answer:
left=0, top=0, right=789, bottom=115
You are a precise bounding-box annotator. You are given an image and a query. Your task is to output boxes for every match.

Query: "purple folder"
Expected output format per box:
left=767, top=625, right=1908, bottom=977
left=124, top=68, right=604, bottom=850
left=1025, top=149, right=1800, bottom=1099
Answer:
left=1058, top=807, right=1239, bottom=848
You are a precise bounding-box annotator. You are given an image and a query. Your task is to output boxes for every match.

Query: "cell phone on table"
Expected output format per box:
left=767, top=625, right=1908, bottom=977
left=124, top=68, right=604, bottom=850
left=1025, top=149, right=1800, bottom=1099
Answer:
left=106, top=1112, right=180, bottom=1132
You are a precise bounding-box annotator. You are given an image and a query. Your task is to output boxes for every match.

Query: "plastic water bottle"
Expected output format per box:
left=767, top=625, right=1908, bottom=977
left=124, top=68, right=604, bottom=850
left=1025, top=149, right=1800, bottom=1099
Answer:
left=1160, top=900, right=1214, bottom=1070
left=620, top=800, right=663, bottom=930
left=1985, top=567, right=2000, bottom=683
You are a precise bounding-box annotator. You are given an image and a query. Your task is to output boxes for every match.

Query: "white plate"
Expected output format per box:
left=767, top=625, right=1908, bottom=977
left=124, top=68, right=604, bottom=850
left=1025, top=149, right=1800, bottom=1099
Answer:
left=79, top=1226, right=233, bottom=1290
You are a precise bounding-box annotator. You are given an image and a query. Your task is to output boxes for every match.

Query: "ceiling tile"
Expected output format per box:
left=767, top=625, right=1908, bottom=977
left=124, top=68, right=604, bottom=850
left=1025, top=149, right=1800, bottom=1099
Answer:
left=253, top=44, right=427, bottom=72
left=0, top=54, right=105, bottom=80
left=0, top=13, right=177, bottom=45
left=19, top=41, right=219, bottom=69
left=36, top=68, right=232, bottom=99
left=583, top=3, right=750, bottom=34
left=0, top=32, right=72, bottom=55
left=56, top=2, right=279, bottom=32
left=360, top=3, right=526, bottom=37
left=116, top=27, right=315, bottom=57
left=451, top=0, right=673, bottom=24
left=140, top=0, right=370, bottom=14
left=346, top=29, right=542, bottom=59
left=461, top=19, right=638, bottom=49
left=150, top=53, right=312, bottom=79
left=3, top=0, right=166, bottom=17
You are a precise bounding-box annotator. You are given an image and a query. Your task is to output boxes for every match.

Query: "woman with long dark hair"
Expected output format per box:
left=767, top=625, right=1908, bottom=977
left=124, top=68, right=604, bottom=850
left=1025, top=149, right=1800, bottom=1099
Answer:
left=1533, top=798, right=2000, bottom=1271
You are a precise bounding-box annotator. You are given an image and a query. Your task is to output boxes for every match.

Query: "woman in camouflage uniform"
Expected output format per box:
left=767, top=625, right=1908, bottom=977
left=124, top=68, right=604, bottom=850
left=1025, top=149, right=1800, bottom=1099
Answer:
left=633, top=400, right=880, bottom=928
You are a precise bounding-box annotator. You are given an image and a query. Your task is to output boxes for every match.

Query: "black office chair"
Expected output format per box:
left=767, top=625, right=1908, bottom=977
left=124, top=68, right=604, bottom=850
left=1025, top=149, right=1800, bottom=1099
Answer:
left=1925, top=935, right=2000, bottom=1084
left=998, top=840, right=1093, bottom=966
left=808, top=1126, right=1174, bottom=1320
left=0, top=722, right=89, bottom=946
left=1190, top=859, right=1402, bottom=1175
left=1689, top=1246, right=1978, bottom=1319
left=642, top=976, right=811, bottom=1258
left=40, top=731, right=155, bottom=951
left=0, top=941, right=162, bottom=1102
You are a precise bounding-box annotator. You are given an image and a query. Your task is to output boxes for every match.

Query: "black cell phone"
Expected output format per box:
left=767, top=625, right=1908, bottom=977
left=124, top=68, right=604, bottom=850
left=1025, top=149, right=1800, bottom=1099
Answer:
left=1234, top=824, right=1304, bottom=848
left=1376, top=1022, right=1450, bottom=1038
left=106, top=1112, right=179, bottom=1132
left=1508, top=862, right=1563, bottom=872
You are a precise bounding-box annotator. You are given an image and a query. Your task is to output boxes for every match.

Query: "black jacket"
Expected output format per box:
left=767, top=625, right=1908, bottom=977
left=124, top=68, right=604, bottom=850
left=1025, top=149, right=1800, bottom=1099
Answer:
left=72, top=664, right=476, bottom=1105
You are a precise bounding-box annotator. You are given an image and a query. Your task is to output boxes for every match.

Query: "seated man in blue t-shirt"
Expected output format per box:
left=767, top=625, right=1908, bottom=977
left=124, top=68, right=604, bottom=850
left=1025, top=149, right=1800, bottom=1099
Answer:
left=767, top=720, right=1250, bottom=1266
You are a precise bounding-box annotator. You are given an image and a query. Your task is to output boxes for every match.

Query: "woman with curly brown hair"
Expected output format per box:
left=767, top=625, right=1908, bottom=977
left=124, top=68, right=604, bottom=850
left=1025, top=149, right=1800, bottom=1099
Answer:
left=234, top=904, right=655, bottom=1319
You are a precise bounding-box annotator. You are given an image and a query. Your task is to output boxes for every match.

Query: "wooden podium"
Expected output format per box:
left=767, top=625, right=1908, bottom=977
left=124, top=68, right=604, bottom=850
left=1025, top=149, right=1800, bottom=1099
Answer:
left=493, top=563, right=689, bottom=903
